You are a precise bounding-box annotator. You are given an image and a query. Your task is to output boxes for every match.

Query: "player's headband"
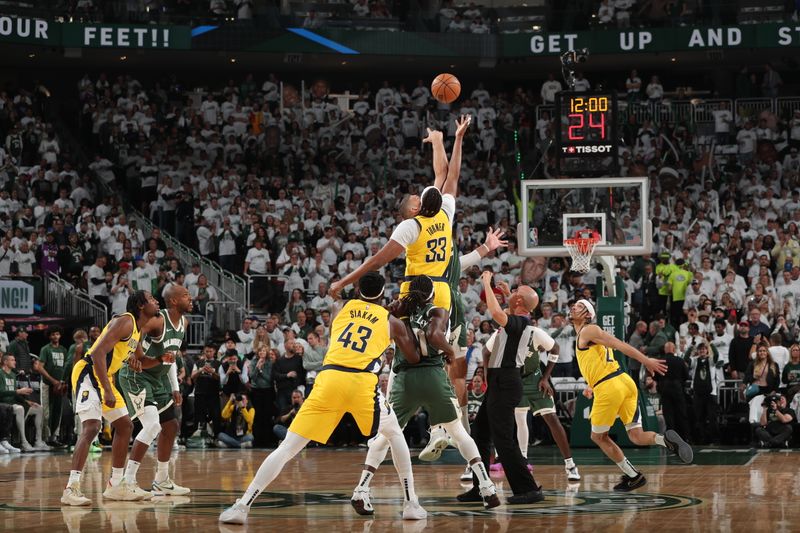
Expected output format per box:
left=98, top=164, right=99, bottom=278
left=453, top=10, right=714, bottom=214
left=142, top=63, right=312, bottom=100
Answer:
left=421, top=186, right=440, bottom=199
left=576, top=299, right=596, bottom=319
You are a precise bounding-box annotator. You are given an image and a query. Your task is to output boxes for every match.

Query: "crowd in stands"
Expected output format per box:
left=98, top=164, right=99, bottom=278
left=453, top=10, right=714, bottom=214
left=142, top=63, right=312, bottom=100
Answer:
left=0, top=59, right=799, bottom=451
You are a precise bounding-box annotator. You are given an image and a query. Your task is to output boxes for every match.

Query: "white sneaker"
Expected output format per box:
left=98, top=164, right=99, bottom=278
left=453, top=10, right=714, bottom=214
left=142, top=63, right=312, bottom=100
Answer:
left=566, top=465, right=581, bottom=481
left=152, top=478, right=191, bottom=496
left=241, top=440, right=253, bottom=449
left=219, top=499, right=249, bottom=524
left=350, top=487, right=374, bottom=516
left=216, top=440, right=228, bottom=448
left=61, top=485, right=92, bottom=506
left=20, top=441, right=34, bottom=452
left=0, top=445, right=7, bottom=454
left=418, top=428, right=448, bottom=462
left=0, top=440, right=20, bottom=453
left=460, top=465, right=473, bottom=482
left=103, top=481, right=142, bottom=501
left=127, top=481, right=153, bottom=500
left=402, top=500, right=427, bottom=520
left=34, top=441, right=51, bottom=451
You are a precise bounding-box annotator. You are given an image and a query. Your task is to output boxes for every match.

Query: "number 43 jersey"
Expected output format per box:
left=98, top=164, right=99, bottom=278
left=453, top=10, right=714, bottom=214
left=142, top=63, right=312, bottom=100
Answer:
left=325, top=299, right=391, bottom=373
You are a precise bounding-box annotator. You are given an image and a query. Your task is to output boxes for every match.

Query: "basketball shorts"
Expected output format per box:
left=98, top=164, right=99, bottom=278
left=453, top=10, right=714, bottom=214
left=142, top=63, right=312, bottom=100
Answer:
left=71, top=360, right=127, bottom=423
left=289, top=367, right=383, bottom=443
left=390, top=365, right=460, bottom=427
left=590, top=372, right=641, bottom=433
left=449, top=288, right=467, bottom=357
left=401, top=279, right=451, bottom=315
left=517, top=373, right=556, bottom=416
left=118, top=365, right=174, bottom=420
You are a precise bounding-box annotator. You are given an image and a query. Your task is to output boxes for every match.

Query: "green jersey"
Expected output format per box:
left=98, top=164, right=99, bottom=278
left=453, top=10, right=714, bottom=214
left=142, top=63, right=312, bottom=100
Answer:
left=393, top=303, right=445, bottom=372
left=38, top=343, right=69, bottom=381
left=467, top=388, right=484, bottom=418
left=447, top=239, right=461, bottom=290
left=141, top=309, right=186, bottom=381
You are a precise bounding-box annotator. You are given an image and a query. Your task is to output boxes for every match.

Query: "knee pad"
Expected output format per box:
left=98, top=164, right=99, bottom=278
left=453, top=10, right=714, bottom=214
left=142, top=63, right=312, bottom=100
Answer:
left=135, top=406, right=162, bottom=446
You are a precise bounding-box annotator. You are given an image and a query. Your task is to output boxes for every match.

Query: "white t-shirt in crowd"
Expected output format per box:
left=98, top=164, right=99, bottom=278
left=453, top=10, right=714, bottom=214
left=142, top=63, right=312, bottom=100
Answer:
left=245, top=247, right=270, bottom=274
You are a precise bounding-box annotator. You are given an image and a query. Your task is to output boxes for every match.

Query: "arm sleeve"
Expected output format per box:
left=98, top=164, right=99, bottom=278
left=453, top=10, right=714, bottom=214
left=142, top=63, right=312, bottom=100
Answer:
left=460, top=250, right=481, bottom=271
left=168, top=363, right=179, bottom=392
left=532, top=327, right=556, bottom=352
left=441, top=194, right=456, bottom=223
left=389, top=219, right=421, bottom=248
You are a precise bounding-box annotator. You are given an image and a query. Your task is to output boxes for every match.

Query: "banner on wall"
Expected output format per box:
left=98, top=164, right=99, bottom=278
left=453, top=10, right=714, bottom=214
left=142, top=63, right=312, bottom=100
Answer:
left=0, top=280, right=34, bottom=315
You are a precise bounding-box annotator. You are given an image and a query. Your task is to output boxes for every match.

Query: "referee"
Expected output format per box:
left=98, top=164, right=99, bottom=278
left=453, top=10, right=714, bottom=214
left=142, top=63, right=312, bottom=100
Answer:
left=459, top=271, right=543, bottom=505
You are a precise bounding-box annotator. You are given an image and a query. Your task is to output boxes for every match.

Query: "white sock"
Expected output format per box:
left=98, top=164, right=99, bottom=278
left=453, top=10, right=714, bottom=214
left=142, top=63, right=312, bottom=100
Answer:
left=241, top=431, right=309, bottom=508
left=460, top=406, right=470, bottom=434
left=470, top=461, right=491, bottom=485
left=356, top=470, right=373, bottom=490
left=514, top=409, right=529, bottom=459
left=654, top=434, right=666, bottom=447
left=386, top=431, right=417, bottom=503
left=67, top=470, right=82, bottom=487
left=124, top=460, right=140, bottom=483
left=155, top=461, right=170, bottom=483
left=110, top=467, right=124, bottom=487
left=565, top=457, right=576, bottom=469
left=616, top=457, right=639, bottom=478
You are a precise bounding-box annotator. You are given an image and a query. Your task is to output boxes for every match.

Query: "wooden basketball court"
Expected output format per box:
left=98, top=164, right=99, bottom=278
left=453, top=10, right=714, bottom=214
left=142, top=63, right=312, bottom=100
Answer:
left=0, top=446, right=794, bottom=532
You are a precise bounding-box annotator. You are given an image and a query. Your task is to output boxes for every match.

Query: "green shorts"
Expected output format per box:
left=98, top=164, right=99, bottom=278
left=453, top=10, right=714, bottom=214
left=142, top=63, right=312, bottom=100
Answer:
left=390, top=365, right=460, bottom=427
left=517, top=373, right=556, bottom=415
left=118, top=366, right=173, bottom=420
left=450, top=288, right=467, bottom=351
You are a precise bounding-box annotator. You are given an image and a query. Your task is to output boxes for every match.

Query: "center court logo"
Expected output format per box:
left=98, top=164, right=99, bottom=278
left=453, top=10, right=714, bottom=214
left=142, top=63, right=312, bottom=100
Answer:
left=168, top=489, right=702, bottom=518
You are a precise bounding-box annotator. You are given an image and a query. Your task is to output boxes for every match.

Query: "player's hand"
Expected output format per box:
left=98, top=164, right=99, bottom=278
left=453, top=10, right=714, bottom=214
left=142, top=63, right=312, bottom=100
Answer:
left=484, top=226, right=507, bottom=252
left=480, top=270, right=493, bottom=285
left=287, top=371, right=297, bottom=378
left=329, top=281, right=344, bottom=300
left=422, top=128, right=443, bottom=144
left=161, top=351, right=176, bottom=364
left=582, top=387, right=593, bottom=399
left=172, top=390, right=183, bottom=407
left=103, top=388, right=116, bottom=408
left=455, top=114, right=471, bottom=138
left=538, top=378, right=554, bottom=397
left=17, top=387, right=32, bottom=396
left=496, top=280, right=511, bottom=298
left=127, top=356, right=142, bottom=373
left=644, top=358, right=668, bottom=376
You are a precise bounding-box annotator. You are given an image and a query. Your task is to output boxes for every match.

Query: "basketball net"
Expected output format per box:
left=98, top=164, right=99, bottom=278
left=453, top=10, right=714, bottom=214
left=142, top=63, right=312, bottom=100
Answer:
left=564, top=230, right=601, bottom=274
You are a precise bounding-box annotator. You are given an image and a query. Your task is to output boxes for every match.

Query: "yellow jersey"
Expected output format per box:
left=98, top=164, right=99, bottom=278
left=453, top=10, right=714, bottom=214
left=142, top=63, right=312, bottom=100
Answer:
left=405, top=209, right=453, bottom=278
left=575, top=334, right=620, bottom=389
left=83, top=312, right=142, bottom=376
left=325, top=299, right=391, bottom=372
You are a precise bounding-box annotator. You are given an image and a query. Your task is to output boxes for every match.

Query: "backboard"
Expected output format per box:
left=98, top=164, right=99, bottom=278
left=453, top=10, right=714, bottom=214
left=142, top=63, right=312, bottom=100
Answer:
left=517, top=177, right=652, bottom=257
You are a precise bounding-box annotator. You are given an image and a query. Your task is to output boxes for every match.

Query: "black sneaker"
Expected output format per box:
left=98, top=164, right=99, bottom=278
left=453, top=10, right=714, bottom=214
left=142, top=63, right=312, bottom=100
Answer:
left=613, top=473, right=647, bottom=492
left=507, top=488, right=545, bottom=505
left=665, top=430, right=694, bottom=464
left=456, top=487, right=483, bottom=503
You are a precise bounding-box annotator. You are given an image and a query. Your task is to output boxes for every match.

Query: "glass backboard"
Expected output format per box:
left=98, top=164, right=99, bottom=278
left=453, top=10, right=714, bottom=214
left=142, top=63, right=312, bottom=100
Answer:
left=517, top=177, right=652, bottom=257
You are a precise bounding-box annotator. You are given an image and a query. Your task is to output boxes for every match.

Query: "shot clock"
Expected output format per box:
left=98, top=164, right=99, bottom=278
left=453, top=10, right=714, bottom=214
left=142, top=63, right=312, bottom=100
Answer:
left=554, top=91, right=618, bottom=176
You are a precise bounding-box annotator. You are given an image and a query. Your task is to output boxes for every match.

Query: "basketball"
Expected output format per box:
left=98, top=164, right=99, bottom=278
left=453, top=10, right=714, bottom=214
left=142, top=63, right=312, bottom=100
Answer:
left=431, top=73, right=460, bottom=104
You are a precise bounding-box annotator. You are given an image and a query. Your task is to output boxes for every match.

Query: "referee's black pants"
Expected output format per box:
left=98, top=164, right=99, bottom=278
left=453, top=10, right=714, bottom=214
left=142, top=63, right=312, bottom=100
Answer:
left=472, top=368, right=539, bottom=495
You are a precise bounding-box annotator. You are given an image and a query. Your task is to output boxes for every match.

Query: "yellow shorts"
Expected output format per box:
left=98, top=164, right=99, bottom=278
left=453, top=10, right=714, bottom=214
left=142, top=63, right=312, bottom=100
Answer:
left=400, top=280, right=451, bottom=312
left=590, top=372, right=641, bottom=433
left=289, top=368, right=380, bottom=444
left=71, top=359, right=127, bottom=422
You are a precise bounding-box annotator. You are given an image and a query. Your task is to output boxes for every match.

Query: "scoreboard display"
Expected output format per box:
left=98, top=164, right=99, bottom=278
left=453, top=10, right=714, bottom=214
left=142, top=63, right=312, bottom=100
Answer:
left=554, top=91, right=619, bottom=176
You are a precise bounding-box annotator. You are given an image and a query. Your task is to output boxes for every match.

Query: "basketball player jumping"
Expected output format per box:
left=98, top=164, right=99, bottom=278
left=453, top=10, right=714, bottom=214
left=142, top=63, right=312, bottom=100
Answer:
left=569, top=299, right=693, bottom=491
left=220, top=272, right=426, bottom=524
left=351, top=275, right=500, bottom=514
left=61, top=291, right=160, bottom=506
left=118, top=284, right=193, bottom=498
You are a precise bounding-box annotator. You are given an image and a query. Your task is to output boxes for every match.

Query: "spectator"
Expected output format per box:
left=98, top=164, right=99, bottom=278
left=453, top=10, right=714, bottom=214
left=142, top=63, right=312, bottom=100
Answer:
left=303, top=10, right=323, bottom=29
left=625, top=69, right=641, bottom=101
left=572, top=72, right=591, bottom=92
left=743, top=343, right=780, bottom=424
left=0, top=319, right=8, bottom=353
left=35, top=327, right=68, bottom=447
left=686, top=341, right=721, bottom=444
left=248, top=347, right=277, bottom=447
left=191, top=346, right=222, bottom=445
left=237, top=318, right=256, bottom=357
left=216, top=393, right=254, bottom=448
left=597, top=0, right=615, bottom=25
left=713, top=102, right=734, bottom=145
left=273, top=341, right=305, bottom=414
left=762, top=63, right=782, bottom=98
left=447, top=14, right=468, bottom=32
left=645, top=75, right=664, bottom=106
left=642, top=375, right=665, bottom=433
left=0, top=354, right=46, bottom=451
left=234, top=0, right=253, bottom=20
left=653, top=342, right=690, bottom=439
left=220, top=349, right=249, bottom=396
left=755, top=393, right=794, bottom=448
left=467, top=372, right=485, bottom=433
left=273, top=389, right=304, bottom=442
left=303, top=332, right=325, bottom=395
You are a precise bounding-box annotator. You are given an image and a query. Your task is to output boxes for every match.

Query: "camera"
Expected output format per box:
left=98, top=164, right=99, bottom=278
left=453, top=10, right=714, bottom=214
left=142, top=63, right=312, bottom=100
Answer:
left=763, top=393, right=781, bottom=408
left=560, top=48, right=589, bottom=69
left=235, top=394, right=243, bottom=402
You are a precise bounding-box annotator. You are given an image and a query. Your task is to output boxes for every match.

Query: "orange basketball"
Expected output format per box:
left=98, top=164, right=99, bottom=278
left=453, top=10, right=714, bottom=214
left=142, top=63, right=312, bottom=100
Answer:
left=431, top=73, right=460, bottom=104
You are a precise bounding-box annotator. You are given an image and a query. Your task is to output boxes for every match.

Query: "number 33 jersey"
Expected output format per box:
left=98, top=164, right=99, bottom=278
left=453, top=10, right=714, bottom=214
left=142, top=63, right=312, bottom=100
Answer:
left=325, top=299, right=391, bottom=372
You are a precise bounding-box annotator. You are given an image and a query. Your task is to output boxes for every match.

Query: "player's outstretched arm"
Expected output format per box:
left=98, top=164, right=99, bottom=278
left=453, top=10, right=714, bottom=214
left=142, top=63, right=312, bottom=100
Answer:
left=330, top=240, right=404, bottom=298
left=581, top=324, right=667, bottom=376
left=426, top=308, right=456, bottom=363
left=423, top=128, right=448, bottom=190
left=442, top=115, right=471, bottom=197
left=460, top=226, right=507, bottom=271
left=390, top=315, right=420, bottom=364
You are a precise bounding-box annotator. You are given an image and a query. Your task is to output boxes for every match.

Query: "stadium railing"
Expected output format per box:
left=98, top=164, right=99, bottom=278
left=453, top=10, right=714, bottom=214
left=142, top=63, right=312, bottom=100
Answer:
left=244, top=273, right=289, bottom=313
left=185, top=314, right=208, bottom=348
left=42, top=272, right=107, bottom=328
left=206, top=300, right=246, bottom=335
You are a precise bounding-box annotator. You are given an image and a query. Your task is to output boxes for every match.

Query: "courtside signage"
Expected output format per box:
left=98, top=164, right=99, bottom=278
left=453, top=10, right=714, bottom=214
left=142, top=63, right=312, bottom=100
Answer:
left=0, top=280, right=34, bottom=315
